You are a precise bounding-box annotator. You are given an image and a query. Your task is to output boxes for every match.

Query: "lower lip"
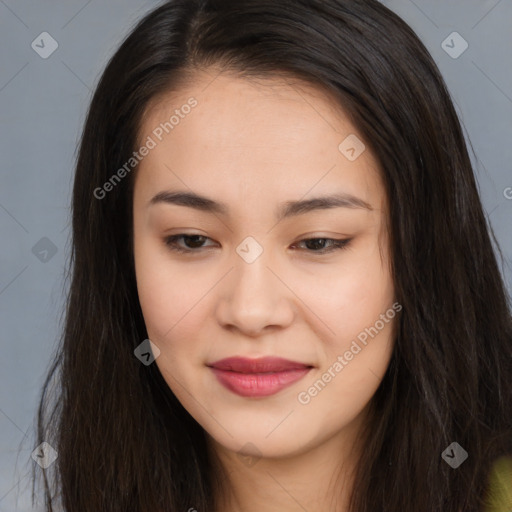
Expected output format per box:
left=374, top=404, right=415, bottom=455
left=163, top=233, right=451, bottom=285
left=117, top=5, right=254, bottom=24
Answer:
left=209, top=367, right=311, bottom=397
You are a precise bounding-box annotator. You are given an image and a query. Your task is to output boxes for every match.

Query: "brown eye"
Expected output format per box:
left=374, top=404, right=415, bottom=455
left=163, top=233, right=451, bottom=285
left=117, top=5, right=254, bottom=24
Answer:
left=163, top=235, right=351, bottom=255
left=163, top=234, right=216, bottom=253
left=291, top=238, right=352, bottom=254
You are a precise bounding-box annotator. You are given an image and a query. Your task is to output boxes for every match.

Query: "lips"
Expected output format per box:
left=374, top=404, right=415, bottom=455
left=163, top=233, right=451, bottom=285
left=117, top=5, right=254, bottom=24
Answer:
left=207, top=357, right=313, bottom=397
left=209, top=356, right=310, bottom=373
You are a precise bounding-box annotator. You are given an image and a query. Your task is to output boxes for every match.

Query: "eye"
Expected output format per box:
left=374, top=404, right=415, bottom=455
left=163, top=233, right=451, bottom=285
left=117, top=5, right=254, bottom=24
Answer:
left=163, top=234, right=216, bottom=253
left=290, top=237, right=352, bottom=254
left=163, top=234, right=351, bottom=255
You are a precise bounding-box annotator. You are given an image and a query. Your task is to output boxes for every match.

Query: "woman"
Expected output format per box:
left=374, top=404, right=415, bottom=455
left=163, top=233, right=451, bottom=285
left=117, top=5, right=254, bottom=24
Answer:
left=33, top=0, right=512, bottom=510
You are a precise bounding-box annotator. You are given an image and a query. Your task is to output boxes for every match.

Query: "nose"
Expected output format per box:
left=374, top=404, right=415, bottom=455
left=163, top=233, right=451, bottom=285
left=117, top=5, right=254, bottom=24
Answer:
left=215, top=247, right=294, bottom=337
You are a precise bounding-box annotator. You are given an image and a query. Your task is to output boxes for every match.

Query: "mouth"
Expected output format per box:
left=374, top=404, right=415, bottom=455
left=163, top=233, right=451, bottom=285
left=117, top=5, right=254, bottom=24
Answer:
left=207, top=356, right=313, bottom=397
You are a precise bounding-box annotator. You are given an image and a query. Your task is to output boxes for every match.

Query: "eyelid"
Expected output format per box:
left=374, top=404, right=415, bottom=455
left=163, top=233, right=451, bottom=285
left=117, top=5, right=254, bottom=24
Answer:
left=163, top=234, right=217, bottom=252
left=163, top=233, right=352, bottom=255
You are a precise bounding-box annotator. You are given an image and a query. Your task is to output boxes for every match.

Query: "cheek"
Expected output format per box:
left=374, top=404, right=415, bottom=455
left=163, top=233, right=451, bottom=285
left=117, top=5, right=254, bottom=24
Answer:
left=293, top=243, right=395, bottom=413
left=292, top=243, right=394, bottom=344
left=134, top=236, right=202, bottom=343
left=338, top=261, right=394, bottom=336
left=135, top=252, right=211, bottom=396
left=318, top=262, right=395, bottom=404
left=296, top=275, right=396, bottom=432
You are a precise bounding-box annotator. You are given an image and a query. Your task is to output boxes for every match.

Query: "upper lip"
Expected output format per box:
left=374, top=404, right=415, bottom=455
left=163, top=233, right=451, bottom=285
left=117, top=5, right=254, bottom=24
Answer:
left=208, top=356, right=312, bottom=373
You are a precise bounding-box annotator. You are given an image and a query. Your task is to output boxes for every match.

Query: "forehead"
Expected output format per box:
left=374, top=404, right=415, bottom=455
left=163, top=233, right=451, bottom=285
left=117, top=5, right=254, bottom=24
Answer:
left=134, top=70, right=385, bottom=212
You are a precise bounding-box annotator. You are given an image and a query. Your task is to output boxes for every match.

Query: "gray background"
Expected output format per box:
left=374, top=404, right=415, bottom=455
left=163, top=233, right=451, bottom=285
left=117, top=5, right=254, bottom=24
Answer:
left=0, top=0, right=511, bottom=510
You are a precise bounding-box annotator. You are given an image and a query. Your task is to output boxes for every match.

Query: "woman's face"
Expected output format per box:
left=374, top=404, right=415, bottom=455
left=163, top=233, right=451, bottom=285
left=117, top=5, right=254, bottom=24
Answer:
left=133, top=70, right=397, bottom=460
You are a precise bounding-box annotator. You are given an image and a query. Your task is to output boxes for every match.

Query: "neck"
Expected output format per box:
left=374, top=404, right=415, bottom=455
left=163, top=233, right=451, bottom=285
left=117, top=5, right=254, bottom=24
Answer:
left=207, top=417, right=366, bottom=512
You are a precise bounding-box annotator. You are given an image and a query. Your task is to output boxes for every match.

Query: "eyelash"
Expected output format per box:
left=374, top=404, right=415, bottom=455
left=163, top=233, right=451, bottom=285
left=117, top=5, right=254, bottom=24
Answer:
left=163, top=234, right=352, bottom=255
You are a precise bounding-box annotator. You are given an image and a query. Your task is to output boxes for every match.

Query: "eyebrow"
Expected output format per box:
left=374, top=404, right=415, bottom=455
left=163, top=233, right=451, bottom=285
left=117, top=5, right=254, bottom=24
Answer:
left=148, top=190, right=372, bottom=221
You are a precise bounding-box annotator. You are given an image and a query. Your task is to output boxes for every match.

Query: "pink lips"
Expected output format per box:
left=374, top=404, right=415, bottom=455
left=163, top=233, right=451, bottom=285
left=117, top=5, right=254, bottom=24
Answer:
left=208, top=356, right=312, bottom=397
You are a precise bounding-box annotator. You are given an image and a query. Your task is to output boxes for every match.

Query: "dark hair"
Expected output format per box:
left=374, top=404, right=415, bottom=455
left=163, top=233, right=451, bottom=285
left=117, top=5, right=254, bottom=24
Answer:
left=32, top=0, right=512, bottom=510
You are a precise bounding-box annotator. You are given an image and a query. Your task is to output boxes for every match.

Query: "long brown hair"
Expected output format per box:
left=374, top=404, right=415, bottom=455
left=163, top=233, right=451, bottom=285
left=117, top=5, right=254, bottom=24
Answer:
left=32, top=0, right=512, bottom=510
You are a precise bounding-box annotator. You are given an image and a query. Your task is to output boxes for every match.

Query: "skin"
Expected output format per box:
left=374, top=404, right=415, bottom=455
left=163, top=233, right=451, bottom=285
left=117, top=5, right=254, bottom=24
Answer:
left=132, top=69, right=397, bottom=512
